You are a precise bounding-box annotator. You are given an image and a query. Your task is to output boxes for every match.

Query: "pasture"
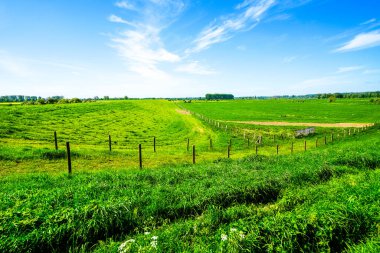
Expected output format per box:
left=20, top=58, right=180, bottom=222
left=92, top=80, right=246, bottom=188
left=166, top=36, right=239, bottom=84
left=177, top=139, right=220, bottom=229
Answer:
left=181, top=98, right=379, bottom=123
left=0, top=99, right=379, bottom=252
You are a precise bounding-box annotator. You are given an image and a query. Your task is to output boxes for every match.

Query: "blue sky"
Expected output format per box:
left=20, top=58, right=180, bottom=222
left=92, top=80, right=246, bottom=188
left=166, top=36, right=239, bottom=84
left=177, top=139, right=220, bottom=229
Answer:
left=0, top=0, right=379, bottom=98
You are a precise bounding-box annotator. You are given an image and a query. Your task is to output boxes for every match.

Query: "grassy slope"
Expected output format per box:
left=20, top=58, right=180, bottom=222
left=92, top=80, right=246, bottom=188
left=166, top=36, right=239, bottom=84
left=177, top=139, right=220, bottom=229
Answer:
left=0, top=100, right=213, bottom=146
left=0, top=125, right=379, bottom=252
left=181, top=99, right=380, bottom=123
left=0, top=100, right=232, bottom=174
left=1, top=100, right=355, bottom=175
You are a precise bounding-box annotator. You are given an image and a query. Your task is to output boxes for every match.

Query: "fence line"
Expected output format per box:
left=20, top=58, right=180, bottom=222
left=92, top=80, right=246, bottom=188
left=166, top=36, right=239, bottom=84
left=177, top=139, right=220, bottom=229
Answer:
left=55, top=122, right=374, bottom=174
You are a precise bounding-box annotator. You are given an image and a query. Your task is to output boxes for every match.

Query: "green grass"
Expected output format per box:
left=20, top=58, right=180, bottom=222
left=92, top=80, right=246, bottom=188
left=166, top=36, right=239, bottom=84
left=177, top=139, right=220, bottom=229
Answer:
left=0, top=100, right=235, bottom=173
left=181, top=99, right=380, bottom=123
left=0, top=99, right=379, bottom=252
left=1, top=100, right=363, bottom=175
left=0, top=125, right=379, bottom=252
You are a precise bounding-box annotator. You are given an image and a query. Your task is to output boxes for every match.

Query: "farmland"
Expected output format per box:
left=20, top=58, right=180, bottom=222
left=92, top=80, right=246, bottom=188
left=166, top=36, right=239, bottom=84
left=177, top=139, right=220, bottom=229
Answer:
left=180, top=99, right=378, bottom=123
left=0, top=99, right=379, bottom=252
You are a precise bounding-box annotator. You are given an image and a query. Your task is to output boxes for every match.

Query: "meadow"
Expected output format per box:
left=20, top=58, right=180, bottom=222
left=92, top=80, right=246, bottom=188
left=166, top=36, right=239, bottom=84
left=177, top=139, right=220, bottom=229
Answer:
left=0, top=98, right=379, bottom=252
left=181, top=98, right=379, bottom=123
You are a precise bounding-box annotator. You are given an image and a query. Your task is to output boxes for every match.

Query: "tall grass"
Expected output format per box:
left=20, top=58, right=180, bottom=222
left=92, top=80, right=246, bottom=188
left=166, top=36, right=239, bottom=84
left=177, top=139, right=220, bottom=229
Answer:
left=1, top=126, right=379, bottom=252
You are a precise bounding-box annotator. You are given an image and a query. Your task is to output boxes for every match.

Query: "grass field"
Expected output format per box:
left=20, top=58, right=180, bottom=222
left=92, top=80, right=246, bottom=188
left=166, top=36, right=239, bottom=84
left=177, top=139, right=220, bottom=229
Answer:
left=181, top=99, right=380, bottom=123
left=0, top=100, right=235, bottom=174
left=0, top=99, right=379, bottom=252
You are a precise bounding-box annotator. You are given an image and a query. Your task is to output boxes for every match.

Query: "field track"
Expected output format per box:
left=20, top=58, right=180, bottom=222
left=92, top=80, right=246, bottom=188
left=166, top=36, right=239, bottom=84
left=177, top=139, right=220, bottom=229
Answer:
left=176, top=109, right=191, bottom=115
left=223, top=121, right=374, bottom=128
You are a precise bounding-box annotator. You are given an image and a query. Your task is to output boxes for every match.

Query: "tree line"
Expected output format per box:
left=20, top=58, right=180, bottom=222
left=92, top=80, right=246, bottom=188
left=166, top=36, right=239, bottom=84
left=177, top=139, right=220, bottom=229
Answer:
left=205, top=94, right=234, bottom=100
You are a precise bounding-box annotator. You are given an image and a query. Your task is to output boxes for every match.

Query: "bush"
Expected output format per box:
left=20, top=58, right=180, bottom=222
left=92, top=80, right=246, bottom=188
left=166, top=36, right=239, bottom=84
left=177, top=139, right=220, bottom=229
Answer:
left=70, top=98, right=82, bottom=103
left=36, top=98, right=46, bottom=105
left=328, top=95, right=336, bottom=103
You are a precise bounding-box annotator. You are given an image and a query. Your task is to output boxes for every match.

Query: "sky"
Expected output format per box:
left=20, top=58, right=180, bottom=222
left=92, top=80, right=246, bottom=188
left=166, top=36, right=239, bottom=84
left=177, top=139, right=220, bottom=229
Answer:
left=0, top=0, right=380, bottom=98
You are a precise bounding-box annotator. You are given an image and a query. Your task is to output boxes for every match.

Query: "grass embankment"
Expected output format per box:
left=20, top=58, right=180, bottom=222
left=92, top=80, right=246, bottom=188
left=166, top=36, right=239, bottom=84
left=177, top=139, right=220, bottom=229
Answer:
left=2, top=100, right=362, bottom=175
left=0, top=100, right=234, bottom=173
left=1, top=126, right=379, bottom=252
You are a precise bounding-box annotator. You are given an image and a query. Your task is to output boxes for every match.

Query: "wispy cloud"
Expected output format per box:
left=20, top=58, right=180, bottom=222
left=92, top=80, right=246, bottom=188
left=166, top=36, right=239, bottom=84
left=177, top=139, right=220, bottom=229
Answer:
left=108, top=14, right=136, bottom=26
left=336, top=66, right=364, bottom=73
left=175, top=61, right=217, bottom=75
left=115, top=1, right=136, bottom=10
left=111, top=27, right=181, bottom=79
left=335, top=30, right=380, bottom=52
left=188, top=0, right=276, bottom=53
left=109, top=0, right=185, bottom=78
left=361, top=18, right=377, bottom=26
left=109, top=0, right=311, bottom=78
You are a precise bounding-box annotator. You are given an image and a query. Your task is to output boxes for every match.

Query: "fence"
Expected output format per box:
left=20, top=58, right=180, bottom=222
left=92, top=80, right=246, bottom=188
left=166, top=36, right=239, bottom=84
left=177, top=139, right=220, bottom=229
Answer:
left=57, top=119, right=373, bottom=174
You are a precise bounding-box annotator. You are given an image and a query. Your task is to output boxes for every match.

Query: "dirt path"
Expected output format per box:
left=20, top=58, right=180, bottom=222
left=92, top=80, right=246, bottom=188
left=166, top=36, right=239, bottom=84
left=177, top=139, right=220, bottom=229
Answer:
left=176, top=109, right=191, bottom=115
left=223, top=121, right=374, bottom=128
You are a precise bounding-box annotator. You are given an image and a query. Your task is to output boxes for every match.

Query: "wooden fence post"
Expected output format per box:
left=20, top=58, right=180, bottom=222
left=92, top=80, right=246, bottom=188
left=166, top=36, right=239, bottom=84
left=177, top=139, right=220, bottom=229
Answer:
left=154, top=137, right=156, bottom=152
left=255, top=145, right=258, bottom=155
left=54, top=131, right=58, bottom=150
left=109, top=134, right=112, bottom=152
left=276, top=144, right=279, bottom=155
left=139, top=144, right=142, bottom=169
left=316, top=138, right=318, bottom=148
left=187, top=138, right=190, bottom=152
left=228, top=145, right=231, bottom=158
left=304, top=140, right=307, bottom=151
left=247, top=138, right=250, bottom=147
left=291, top=142, right=294, bottom=154
left=66, top=142, right=72, bottom=174
left=331, top=133, right=334, bottom=143
left=210, top=139, right=213, bottom=150
left=229, top=139, right=232, bottom=147
left=324, top=136, right=327, bottom=145
left=192, top=145, right=196, bottom=164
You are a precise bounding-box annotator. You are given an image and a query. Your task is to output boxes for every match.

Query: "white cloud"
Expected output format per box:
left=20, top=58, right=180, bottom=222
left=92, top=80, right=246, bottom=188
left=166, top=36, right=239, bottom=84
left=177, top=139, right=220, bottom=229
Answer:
left=336, top=66, right=364, bottom=73
left=361, top=18, right=376, bottom=26
left=108, top=15, right=136, bottom=26
left=115, top=1, right=136, bottom=10
left=111, top=27, right=180, bottom=79
left=335, top=30, right=380, bottom=52
left=188, top=0, right=276, bottom=53
left=175, top=61, right=217, bottom=75
left=109, top=1, right=185, bottom=78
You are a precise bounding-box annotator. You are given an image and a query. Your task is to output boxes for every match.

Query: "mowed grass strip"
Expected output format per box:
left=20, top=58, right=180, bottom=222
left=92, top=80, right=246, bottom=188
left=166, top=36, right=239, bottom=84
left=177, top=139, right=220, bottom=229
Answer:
left=0, top=126, right=379, bottom=252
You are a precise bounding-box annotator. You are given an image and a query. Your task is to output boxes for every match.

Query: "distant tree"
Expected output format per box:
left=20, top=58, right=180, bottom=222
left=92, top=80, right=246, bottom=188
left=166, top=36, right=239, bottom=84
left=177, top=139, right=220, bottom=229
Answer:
left=124, top=96, right=129, bottom=100
left=46, top=97, right=58, bottom=104
left=70, top=98, right=82, bottom=103
left=328, top=95, right=336, bottom=103
left=104, top=96, right=110, bottom=100
left=205, top=94, right=234, bottom=100
left=57, top=99, right=70, bottom=104
left=36, top=98, right=46, bottom=105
